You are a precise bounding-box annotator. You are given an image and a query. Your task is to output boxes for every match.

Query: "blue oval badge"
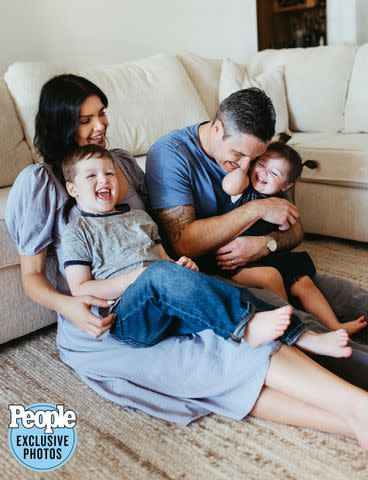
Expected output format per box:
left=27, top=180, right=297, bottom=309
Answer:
left=8, top=403, right=77, bottom=472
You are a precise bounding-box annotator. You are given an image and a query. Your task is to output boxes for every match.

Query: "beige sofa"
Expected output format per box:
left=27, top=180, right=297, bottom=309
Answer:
left=1, top=45, right=367, bottom=345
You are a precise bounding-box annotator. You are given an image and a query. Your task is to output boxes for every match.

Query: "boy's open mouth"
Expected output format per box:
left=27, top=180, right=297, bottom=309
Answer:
left=96, top=187, right=111, bottom=200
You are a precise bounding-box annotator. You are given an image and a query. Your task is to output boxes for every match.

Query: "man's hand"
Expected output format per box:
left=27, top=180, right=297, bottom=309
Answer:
left=258, top=197, right=299, bottom=231
left=215, top=237, right=268, bottom=270
left=176, top=256, right=199, bottom=272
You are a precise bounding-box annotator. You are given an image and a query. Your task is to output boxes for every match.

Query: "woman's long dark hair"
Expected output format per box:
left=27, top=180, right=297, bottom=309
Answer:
left=34, top=74, right=108, bottom=183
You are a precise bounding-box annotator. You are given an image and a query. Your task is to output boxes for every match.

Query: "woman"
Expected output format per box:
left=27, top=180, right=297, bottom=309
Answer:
left=5, top=74, right=368, bottom=451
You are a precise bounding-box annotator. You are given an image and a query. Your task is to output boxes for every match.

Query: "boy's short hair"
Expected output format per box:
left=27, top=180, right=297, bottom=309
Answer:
left=62, top=145, right=114, bottom=183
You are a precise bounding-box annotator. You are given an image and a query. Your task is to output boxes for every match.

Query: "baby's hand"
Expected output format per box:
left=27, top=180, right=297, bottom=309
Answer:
left=176, top=256, right=199, bottom=272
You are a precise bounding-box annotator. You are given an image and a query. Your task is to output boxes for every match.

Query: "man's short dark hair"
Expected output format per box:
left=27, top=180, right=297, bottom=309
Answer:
left=214, top=87, right=276, bottom=143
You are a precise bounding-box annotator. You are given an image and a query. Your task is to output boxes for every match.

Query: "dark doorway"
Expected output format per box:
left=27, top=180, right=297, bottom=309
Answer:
left=257, top=0, right=327, bottom=51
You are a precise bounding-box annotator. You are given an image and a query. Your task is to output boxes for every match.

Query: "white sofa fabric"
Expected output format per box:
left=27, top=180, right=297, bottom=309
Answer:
left=0, top=79, right=33, bottom=188
left=247, top=45, right=356, bottom=133
left=4, top=55, right=209, bottom=160
left=344, top=43, right=368, bottom=133
left=1, top=46, right=367, bottom=344
left=219, top=60, right=290, bottom=135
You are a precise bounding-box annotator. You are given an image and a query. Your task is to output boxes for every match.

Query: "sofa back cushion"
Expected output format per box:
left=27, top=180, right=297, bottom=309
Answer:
left=177, top=52, right=222, bottom=119
left=344, top=43, right=368, bottom=133
left=0, top=79, right=33, bottom=187
left=219, top=59, right=289, bottom=135
left=4, top=55, right=209, bottom=158
left=247, top=45, right=356, bottom=133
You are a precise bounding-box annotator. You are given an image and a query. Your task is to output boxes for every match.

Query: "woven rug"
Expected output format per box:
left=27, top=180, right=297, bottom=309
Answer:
left=1, top=235, right=367, bottom=480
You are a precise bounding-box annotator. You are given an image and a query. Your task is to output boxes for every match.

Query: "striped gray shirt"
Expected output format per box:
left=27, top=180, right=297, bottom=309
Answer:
left=62, top=206, right=161, bottom=280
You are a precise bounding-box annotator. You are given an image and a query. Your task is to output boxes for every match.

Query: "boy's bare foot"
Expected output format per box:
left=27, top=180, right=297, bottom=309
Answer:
left=243, top=305, right=292, bottom=348
left=296, top=329, right=352, bottom=358
left=338, top=316, right=367, bottom=336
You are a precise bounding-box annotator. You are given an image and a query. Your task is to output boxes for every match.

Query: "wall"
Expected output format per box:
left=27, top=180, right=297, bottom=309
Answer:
left=327, top=0, right=368, bottom=45
left=356, top=0, right=368, bottom=44
left=327, top=0, right=357, bottom=45
left=0, top=0, right=257, bottom=74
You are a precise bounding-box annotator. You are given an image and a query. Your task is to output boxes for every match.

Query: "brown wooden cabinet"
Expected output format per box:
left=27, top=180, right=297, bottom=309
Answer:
left=257, top=0, right=326, bottom=51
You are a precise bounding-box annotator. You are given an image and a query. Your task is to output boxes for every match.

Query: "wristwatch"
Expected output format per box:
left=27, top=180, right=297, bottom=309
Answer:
left=264, top=236, right=278, bottom=253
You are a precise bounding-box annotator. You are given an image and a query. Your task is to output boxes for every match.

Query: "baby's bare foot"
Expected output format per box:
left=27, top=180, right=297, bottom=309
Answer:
left=297, top=329, right=352, bottom=358
left=243, top=305, right=292, bottom=348
left=338, top=316, right=367, bottom=336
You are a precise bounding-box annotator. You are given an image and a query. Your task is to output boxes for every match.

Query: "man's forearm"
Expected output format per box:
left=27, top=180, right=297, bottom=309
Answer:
left=268, top=219, right=304, bottom=251
left=154, top=202, right=263, bottom=258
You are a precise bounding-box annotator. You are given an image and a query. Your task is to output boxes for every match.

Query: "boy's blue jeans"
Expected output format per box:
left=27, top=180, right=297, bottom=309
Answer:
left=110, top=260, right=306, bottom=347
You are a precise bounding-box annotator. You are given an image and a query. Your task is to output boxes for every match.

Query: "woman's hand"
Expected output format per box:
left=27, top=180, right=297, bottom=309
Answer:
left=61, top=295, right=116, bottom=338
left=176, top=256, right=199, bottom=272
left=21, top=254, right=115, bottom=338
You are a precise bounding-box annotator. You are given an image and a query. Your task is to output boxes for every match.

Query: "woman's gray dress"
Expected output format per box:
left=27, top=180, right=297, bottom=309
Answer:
left=5, top=150, right=281, bottom=425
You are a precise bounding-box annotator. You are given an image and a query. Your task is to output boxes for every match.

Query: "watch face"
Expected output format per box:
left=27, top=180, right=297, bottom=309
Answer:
left=268, top=239, right=277, bottom=252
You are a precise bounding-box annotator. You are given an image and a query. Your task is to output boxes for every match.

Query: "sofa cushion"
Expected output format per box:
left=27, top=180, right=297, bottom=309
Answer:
left=0, top=262, right=57, bottom=344
left=289, top=133, right=368, bottom=187
left=344, top=43, right=368, bottom=133
left=0, top=186, right=11, bottom=221
left=295, top=182, right=368, bottom=243
left=177, top=52, right=222, bottom=119
left=135, top=154, right=146, bottom=173
left=0, top=219, right=20, bottom=269
left=4, top=55, right=209, bottom=158
left=0, top=79, right=33, bottom=188
left=247, top=46, right=356, bottom=133
left=0, top=187, right=21, bottom=269
left=219, top=59, right=289, bottom=135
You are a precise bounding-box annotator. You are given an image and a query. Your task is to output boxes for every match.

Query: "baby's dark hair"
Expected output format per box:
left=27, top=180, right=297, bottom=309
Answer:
left=266, top=133, right=319, bottom=184
left=62, top=144, right=114, bottom=223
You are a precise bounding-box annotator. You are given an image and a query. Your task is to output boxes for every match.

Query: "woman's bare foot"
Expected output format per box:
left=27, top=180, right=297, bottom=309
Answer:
left=337, top=316, right=367, bottom=336
left=243, top=305, right=292, bottom=348
left=296, top=329, right=352, bottom=358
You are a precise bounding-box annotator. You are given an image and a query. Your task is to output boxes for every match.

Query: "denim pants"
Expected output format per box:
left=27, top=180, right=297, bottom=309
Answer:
left=110, top=260, right=306, bottom=347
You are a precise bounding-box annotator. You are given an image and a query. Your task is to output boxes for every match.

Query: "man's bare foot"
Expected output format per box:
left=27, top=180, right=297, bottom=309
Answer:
left=337, top=316, right=367, bottom=336
left=243, top=305, right=292, bottom=348
left=296, top=329, right=352, bottom=358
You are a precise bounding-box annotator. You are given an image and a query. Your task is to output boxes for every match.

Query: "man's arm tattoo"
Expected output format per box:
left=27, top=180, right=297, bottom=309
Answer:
left=153, top=205, right=196, bottom=244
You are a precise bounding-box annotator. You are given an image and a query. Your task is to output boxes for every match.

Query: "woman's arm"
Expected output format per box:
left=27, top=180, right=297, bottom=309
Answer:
left=65, top=264, right=146, bottom=300
left=20, top=250, right=115, bottom=338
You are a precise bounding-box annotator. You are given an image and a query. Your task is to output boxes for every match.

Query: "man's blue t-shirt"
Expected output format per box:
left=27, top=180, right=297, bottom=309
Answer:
left=145, top=122, right=283, bottom=234
left=146, top=123, right=229, bottom=219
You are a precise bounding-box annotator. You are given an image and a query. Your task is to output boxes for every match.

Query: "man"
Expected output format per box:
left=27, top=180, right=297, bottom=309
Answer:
left=146, top=88, right=300, bottom=269
left=146, top=88, right=368, bottom=389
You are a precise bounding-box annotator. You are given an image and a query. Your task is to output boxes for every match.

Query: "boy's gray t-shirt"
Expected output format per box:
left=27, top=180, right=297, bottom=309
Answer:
left=62, top=206, right=162, bottom=279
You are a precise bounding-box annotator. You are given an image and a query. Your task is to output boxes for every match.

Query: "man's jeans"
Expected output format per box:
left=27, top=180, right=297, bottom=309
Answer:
left=110, top=260, right=305, bottom=347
